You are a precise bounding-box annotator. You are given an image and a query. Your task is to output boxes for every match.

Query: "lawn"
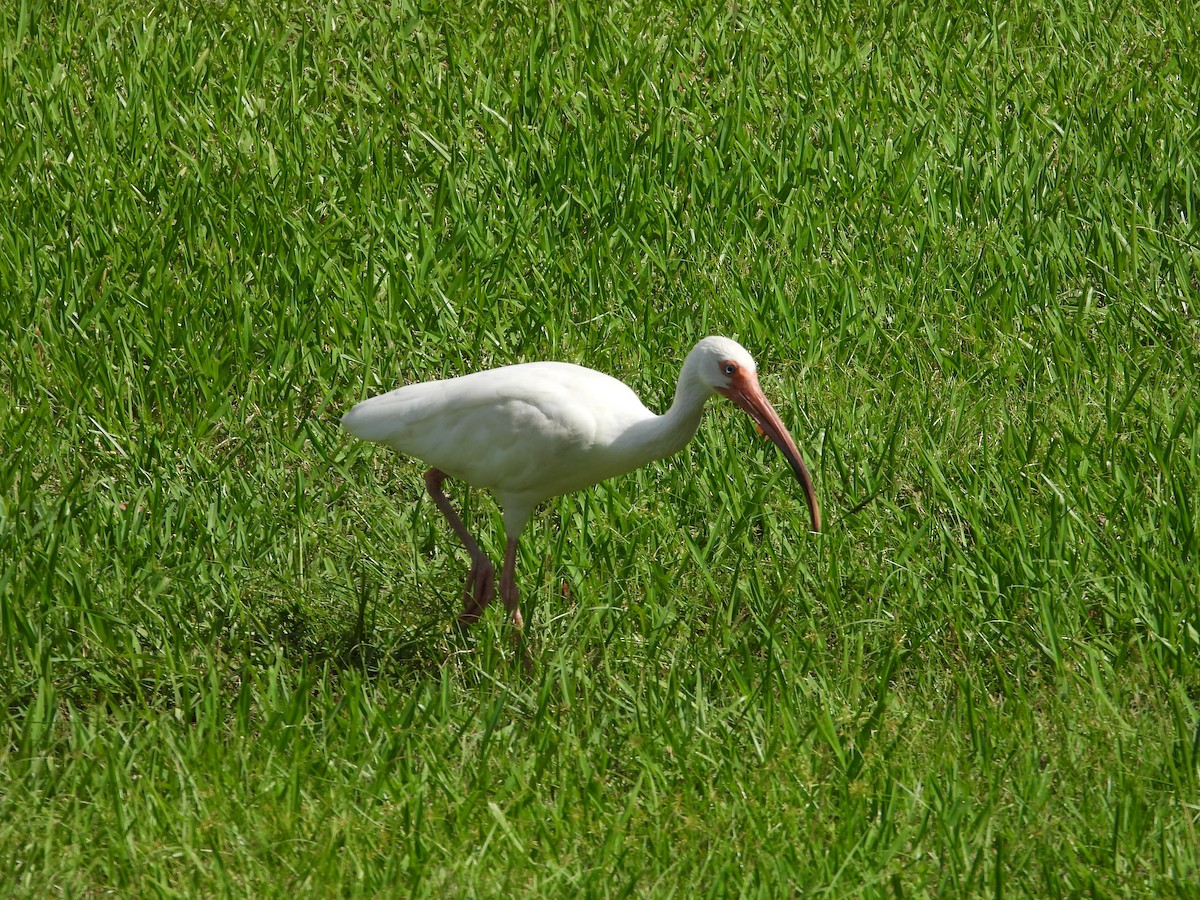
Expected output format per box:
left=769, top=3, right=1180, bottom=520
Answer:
left=2, top=0, right=1198, bottom=894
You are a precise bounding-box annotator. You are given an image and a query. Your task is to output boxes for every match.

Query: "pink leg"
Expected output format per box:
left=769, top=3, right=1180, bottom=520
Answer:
left=423, top=468, right=494, bottom=625
left=498, top=537, right=524, bottom=631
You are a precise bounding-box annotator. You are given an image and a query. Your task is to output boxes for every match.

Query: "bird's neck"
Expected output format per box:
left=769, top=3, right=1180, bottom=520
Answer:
left=621, top=373, right=712, bottom=463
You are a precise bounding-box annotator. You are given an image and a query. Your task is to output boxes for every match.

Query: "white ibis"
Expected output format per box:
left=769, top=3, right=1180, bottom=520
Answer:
left=341, top=336, right=820, bottom=631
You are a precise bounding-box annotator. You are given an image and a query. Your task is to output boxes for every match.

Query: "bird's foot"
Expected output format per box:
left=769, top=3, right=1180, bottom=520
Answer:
left=509, top=615, right=533, bottom=673
left=458, top=558, right=495, bottom=626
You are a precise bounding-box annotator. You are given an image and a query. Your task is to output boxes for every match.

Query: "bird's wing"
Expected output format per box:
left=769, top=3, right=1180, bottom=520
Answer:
left=342, top=362, right=653, bottom=496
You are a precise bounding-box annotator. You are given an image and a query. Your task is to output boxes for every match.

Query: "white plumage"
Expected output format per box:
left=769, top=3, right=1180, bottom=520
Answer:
left=342, top=336, right=820, bottom=630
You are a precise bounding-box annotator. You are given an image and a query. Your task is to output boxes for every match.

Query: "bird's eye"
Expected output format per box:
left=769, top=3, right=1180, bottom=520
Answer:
left=723, top=363, right=737, bottom=375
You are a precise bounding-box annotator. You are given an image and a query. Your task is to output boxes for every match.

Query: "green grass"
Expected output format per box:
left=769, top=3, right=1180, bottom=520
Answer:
left=3, top=0, right=1199, bottom=894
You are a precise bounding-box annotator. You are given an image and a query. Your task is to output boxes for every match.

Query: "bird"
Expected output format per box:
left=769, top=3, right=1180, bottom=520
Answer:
left=341, top=336, right=821, bottom=631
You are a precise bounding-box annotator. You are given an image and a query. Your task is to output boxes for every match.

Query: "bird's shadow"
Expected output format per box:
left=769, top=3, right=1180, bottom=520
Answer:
left=295, top=580, right=534, bottom=684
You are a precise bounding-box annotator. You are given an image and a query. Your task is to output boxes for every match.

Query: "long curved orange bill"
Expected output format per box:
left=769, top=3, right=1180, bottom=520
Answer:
left=718, top=371, right=822, bottom=533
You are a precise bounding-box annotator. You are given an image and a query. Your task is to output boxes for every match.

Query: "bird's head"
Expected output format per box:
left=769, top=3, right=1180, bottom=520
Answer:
left=687, top=335, right=760, bottom=392
left=687, top=336, right=822, bottom=533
